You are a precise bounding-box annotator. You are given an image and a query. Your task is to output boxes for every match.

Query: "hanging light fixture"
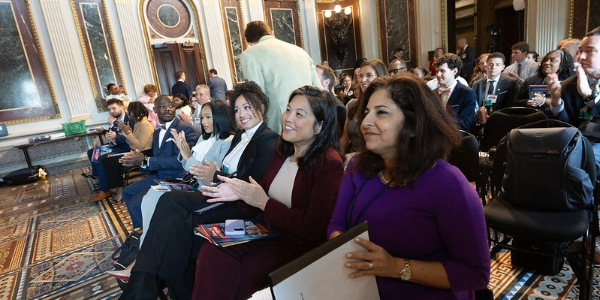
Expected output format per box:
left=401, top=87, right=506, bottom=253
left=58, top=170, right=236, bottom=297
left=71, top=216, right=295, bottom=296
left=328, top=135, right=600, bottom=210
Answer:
left=344, top=6, right=351, bottom=15
left=334, top=3, right=342, bottom=13
left=324, top=10, right=332, bottom=18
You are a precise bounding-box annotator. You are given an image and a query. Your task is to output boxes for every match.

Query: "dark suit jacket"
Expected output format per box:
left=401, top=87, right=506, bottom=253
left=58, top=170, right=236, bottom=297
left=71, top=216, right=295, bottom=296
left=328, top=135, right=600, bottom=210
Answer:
left=171, top=81, right=192, bottom=100
left=514, top=75, right=545, bottom=107
left=225, top=122, right=279, bottom=183
left=208, top=76, right=227, bottom=101
left=552, top=75, right=587, bottom=127
left=473, top=74, right=520, bottom=111
left=437, top=81, right=477, bottom=133
left=112, top=113, right=136, bottom=152
left=459, top=45, right=476, bottom=79
left=147, top=118, right=197, bottom=179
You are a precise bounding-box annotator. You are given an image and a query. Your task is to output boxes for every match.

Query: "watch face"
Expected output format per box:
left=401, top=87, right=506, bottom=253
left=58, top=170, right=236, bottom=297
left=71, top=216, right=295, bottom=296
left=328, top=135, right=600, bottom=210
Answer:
left=400, top=270, right=412, bottom=281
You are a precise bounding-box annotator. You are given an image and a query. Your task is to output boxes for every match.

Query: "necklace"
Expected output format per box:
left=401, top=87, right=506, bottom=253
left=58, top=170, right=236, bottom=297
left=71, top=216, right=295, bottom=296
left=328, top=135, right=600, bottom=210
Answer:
left=378, top=171, right=390, bottom=185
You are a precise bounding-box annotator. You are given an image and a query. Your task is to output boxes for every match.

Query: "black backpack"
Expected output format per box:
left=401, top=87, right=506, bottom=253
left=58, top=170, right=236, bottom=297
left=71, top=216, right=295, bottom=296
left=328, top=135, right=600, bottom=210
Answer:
left=502, top=121, right=594, bottom=211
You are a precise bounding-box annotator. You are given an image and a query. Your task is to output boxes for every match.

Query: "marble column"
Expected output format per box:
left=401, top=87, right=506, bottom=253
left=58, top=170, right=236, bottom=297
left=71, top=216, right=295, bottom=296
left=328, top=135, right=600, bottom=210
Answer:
left=246, top=0, right=265, bottom=23
left=415, top=0, right=443, bottom=68
left=40, top=0, right=91, bottom=120
left=114, top=0, right=154, bottom=96
left=299, top=0, right=321, bottom=61
left=359, top=0, right=379, bottom=60
left=198, top=0, right=235, bottom=86
left=527, top=0, right=569, bottom=57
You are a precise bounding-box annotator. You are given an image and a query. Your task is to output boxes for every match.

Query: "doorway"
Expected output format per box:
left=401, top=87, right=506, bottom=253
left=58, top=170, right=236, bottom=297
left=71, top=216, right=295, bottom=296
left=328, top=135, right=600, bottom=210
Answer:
left=152, top=43, right=206, bottom=95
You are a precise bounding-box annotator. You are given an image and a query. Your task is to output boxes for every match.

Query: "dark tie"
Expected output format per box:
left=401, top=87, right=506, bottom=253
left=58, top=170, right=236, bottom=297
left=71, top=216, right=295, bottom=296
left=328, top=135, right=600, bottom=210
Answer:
left=517, top=64, right=522, bottom=78
left=487, top=80, right=496, bottom=95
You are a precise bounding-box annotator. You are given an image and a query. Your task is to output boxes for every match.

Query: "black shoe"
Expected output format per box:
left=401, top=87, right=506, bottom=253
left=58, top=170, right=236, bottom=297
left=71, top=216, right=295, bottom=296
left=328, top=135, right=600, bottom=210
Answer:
left=81, top=173, right=98, bottom=180
left=119, top=271, right=160, bottom=300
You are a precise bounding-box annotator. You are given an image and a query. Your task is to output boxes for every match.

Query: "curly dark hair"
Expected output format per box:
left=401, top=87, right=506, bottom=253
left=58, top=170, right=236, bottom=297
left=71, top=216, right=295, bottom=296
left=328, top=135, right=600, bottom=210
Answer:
left=127, top=101, right=149, bottom=122
left=200, top=101, right=234, bottom=140
left=276, top=86, right=341, bottom=171
left=172, top=93, right=190, bottom=109
left=229, top=81, right=269, bottom=123
left=353, top=75, right=461, bottom=187
left=535, top=49, right=575, bottom=81
left=434, top=53, right=463, bottom=71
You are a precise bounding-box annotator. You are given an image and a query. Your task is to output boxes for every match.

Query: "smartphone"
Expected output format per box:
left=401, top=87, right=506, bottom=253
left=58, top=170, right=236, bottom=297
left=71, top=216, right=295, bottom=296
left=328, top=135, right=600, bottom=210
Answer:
left=224, top=219, right=245, bottom=236
left=212, top=171, right=238, bottom=186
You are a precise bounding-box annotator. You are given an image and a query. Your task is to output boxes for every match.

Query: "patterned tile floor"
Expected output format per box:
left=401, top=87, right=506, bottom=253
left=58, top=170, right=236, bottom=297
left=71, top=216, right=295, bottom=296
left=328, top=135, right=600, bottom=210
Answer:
left=0, top=166, right=132, bottom=300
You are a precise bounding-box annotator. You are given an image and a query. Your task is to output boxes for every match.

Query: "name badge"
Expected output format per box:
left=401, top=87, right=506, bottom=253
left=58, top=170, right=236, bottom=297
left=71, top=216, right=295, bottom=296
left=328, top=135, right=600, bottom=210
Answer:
left=485, top=94, right=498, bottom=106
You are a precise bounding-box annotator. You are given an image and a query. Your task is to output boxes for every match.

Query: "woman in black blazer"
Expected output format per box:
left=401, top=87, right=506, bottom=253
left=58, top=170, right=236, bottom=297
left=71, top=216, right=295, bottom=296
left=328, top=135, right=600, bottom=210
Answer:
left=116, top=82, right=279, bottom=299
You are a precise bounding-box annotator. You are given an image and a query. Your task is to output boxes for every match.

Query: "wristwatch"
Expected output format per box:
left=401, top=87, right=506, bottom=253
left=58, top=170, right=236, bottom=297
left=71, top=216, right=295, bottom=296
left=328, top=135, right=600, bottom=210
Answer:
left=399, top=259, right=412, bottom=281
left=140, top=157, right=149, bottom=169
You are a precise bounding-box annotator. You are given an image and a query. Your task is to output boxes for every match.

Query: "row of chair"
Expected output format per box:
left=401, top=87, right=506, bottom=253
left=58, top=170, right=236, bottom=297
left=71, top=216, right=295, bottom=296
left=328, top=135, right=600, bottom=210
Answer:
left=447, top=108, right=597, bottom=300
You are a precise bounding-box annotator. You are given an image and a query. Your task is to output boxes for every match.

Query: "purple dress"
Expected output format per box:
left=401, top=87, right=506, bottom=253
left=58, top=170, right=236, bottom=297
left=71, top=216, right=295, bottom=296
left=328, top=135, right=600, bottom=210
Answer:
left=328, top=159, right=490, bottom=300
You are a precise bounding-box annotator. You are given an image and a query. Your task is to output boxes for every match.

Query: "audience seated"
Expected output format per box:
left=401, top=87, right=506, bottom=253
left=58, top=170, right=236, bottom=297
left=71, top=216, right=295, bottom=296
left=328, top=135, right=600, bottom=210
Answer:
left=173, top=93, right=194, bottom=119
left=328, top=75, right=490, bottom=299
left=503, top=42, right=539, bottom=82
left=341, top=60, right=387, bottom=158
left=316, top=64, right=346, bottom=137
left=387, top=59, right=408, bottom=77
left=412, top=66, right=428, bottom=79
left=85, top=99, right=134, bottom=192
left=429, top=47, right=444, bottom=77
left=472, top=52, right=520, bottom=120
left=469, top=53, right=490, bottom=87
left=96, top=102, right=154, bottom=202
left=137, top=84, right=160, bottom=128
left=433, top=53, right=477, bottom=133
left=118, top=95, right=197, bottom=229
left=183, top=85, right=212, bottom=136
left=193, top=86, right=344, bottom=300
left=513, top=49, right=574, bottom=108
left=335, top=72, right=355, bottom=104
left=117, top=82, right=279, bottom=299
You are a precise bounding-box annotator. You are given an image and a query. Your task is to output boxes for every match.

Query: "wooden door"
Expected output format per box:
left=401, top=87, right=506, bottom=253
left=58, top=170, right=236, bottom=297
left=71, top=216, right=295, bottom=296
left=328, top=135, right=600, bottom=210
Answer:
left=152, top=43, right=206, bottom=95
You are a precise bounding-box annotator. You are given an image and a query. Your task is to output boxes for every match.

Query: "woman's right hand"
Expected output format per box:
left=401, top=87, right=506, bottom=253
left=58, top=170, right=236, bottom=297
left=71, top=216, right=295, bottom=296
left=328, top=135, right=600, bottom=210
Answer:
left=171, top=129, right=191, bottom=160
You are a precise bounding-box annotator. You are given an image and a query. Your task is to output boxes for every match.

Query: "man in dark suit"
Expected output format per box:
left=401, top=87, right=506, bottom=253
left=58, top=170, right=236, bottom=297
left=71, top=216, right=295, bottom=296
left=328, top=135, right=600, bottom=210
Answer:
left=472, top=52, right=520, bottom=114
left=549, top=26, right=600, bottom=168
left=207, top=69, right=227, bottom=101
left=171, top=71, right=192, bottom=100
left=119, top=95, right=197, bottom=228
left=457, top=38, right=476, bottom=80
left=433, top=53, right=477, bottom=133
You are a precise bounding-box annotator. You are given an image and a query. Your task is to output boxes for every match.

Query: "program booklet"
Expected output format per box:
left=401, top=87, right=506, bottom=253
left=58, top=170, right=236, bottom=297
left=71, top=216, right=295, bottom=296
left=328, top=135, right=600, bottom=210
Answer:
left=150, top=179, right=198, bottom=192
left=529, top=84, right=550, bottom=99
left=194, top=219, right=281, bottom=247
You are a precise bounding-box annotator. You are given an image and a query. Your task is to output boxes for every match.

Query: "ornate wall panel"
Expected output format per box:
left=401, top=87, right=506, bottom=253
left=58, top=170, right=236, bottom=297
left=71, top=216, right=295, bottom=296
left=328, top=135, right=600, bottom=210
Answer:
left=146, top=0, right=194, bottom=39
left=0, top=0, right=59, bottom=124
left=220, top=0, right=245, bottom=83
left=72, top=0, right=123, bottom=111
left=316, top=0, right=362, bottom=73
left=264, top=0, right=303, bottom=48
left=377, top=0, right=416, bottom=63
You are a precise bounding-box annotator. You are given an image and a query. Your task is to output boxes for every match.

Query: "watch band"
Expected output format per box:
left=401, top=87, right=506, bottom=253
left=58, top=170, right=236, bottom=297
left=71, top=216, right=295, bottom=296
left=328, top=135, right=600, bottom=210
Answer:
left=399, top=258, right=412, bottom=281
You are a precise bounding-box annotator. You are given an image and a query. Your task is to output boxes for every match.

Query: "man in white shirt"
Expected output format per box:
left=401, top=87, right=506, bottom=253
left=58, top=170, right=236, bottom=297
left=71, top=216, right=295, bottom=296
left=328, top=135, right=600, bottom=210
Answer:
left=503, top=42, right=539, bottom=81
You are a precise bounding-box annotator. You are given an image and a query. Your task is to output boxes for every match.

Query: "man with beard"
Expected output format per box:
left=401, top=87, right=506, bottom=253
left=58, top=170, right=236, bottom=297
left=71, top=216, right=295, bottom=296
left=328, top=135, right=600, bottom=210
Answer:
left=119, top=95, right=197, bottom=229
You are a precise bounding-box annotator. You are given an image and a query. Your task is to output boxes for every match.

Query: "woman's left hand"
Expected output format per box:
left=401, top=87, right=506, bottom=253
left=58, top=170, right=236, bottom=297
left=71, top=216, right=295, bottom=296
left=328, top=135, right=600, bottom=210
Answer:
left=345, top=237, right=401, bottom=279
left=203, top=176, right=269, bottom=210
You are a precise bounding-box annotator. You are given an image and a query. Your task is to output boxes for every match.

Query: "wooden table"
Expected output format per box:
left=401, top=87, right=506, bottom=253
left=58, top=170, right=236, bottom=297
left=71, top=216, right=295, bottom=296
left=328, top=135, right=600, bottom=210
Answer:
left=15, top=132, right=104, bottom=168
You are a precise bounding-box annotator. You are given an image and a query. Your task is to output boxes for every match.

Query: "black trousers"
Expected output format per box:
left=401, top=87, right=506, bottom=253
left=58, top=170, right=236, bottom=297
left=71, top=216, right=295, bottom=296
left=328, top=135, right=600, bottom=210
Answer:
left=126, top=191, right=259, bottom=299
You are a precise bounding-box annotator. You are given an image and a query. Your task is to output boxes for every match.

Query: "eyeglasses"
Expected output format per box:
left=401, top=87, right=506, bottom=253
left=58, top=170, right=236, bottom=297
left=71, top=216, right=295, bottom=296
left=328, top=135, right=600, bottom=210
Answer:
left=388, top=67, right=407, bottom=75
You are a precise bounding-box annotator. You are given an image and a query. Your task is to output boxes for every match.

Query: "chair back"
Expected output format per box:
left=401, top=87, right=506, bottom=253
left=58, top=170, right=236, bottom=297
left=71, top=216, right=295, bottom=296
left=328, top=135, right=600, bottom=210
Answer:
left=448, top=131, right=479, bottom=182
left=481, top=107, right=546, bottom=151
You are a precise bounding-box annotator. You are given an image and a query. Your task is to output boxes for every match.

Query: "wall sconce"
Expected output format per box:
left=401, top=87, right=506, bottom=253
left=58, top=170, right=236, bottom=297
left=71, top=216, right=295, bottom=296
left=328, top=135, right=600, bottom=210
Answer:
left=324, top=2, right=353, bottom=64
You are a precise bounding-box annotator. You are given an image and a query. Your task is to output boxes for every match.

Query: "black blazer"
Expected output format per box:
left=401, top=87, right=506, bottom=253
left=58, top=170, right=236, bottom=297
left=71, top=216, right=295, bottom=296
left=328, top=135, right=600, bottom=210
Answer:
left=552, top=75, right=587, bottom=127
left=225, top=122, right=279, bottom=183
left=459, top=45, right=476, bottom=79
left=171, top=81, right=192, bottom=100
left=473, top=74, right=520, bottom=111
